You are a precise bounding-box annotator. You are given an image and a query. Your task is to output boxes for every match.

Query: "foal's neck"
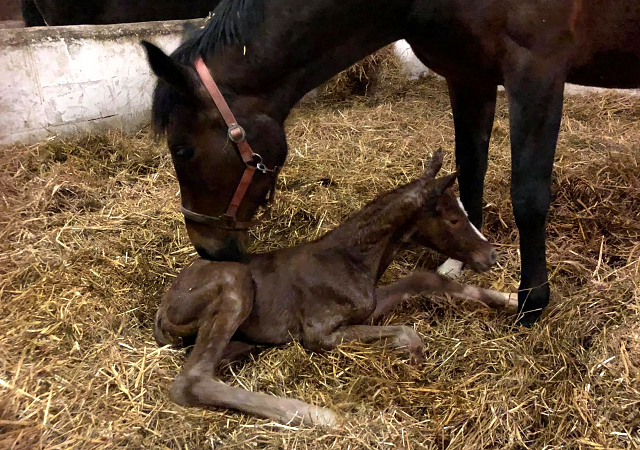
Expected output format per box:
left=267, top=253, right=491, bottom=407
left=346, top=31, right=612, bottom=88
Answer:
left=210, top=0, right=411, bottom=121
left=319, top=176, right=430, bottom=279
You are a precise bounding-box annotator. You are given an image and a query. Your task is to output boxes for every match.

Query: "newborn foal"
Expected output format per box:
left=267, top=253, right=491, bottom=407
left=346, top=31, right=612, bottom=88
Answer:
left=155, top=150, right=513, bottom=426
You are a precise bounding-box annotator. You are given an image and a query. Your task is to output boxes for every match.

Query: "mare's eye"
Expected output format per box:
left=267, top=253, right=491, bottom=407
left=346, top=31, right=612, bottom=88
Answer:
left=174, top=146, right=195, bottom=159
left=447, top=218, right=460, bottom=226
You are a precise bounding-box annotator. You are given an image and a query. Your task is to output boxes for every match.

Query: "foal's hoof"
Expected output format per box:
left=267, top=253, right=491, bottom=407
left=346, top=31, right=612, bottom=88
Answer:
left=409, top=349, right=425, bottom=365
left=301, top=406, right=340, bottom=427
left=392, top=326, right=424, bottom=365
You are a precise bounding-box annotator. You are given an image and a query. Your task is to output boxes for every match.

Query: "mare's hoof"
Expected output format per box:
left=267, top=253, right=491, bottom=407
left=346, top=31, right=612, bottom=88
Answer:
left=516, top=309, right=543, bottom=328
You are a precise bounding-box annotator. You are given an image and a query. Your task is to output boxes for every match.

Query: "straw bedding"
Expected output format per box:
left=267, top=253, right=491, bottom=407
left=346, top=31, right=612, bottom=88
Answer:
left=1, top=68, right=639, bottom=448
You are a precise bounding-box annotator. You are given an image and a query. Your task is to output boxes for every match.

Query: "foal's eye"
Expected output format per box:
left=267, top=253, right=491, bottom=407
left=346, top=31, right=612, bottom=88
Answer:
left=447, top=218, right=460, bottom=226
left=174, top=146, right=195, bottom=159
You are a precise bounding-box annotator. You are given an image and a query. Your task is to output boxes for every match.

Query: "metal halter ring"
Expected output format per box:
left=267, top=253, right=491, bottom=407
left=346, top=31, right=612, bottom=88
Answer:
left=228, top=123, right=246, bottom=143
left=252, top=153, right=275, bottom=173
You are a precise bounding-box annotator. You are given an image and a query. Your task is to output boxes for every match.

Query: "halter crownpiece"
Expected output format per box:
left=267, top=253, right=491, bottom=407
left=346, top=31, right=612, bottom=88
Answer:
left=181, top=57, right=279, bottom=230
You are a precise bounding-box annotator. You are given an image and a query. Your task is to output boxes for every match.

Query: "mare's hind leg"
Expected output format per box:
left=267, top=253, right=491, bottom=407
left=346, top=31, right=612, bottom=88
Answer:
left=407, top=41, right=496, bottom=228
left=371, top=271, right=518, bottom=321
left=169, top=264, right=337, bottom=426
left=447, top=79, right=497, bottom=229
left=21, top=0, right=47, bottom=26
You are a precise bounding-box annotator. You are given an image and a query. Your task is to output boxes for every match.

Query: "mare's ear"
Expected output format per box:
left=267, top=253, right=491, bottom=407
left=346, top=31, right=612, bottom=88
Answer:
left=433, top=171, right=457, bottom=196
left=141, top=41, right=191, bottom=93
left=423, top=148, right=444, bottom=179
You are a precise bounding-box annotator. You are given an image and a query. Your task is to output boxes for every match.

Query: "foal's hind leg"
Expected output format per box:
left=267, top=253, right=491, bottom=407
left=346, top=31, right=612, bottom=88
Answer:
left=170, top=265, right=337, bottom=426
left=220, top=341, right=256, bottom=365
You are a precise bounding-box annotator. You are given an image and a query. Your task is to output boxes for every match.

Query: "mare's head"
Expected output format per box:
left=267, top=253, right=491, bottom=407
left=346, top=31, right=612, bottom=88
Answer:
left=140, top=3, right=287, bottom=260
left=412, top=150, right=497, bottom=273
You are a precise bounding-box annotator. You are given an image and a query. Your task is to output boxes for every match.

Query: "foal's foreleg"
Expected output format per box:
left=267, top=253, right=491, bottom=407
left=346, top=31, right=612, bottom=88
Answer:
left=372, top=271, right=518, bottom=321
left=308, top=325, right=425, bottom=364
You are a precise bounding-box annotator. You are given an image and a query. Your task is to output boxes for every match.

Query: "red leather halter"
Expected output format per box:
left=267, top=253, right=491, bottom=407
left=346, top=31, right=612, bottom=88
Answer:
left=181, top=57, right=279, bottom=230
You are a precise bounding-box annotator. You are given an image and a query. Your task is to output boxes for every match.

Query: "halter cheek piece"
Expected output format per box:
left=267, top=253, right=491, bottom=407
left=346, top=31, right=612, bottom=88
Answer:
left=181, top=57, right=280, bottom=231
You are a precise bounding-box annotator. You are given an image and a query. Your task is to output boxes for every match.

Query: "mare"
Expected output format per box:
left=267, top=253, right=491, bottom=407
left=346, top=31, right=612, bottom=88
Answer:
left=21, top=0, right=217, bottom=26
left=143, top=0, right=640, bottom=326
left=154, top=150, right=515, bottom=425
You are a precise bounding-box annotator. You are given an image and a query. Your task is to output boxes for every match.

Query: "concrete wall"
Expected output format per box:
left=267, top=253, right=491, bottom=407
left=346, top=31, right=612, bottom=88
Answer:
left=3, top=25, right=637, bottom=147
left=0, top=19, right=203, bottom=146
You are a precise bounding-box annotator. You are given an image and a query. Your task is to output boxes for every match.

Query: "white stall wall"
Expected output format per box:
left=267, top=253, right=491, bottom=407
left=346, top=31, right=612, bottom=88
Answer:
left=3, top=26, right=637, bottom=147
left=0, top=19, right=203, bottom=146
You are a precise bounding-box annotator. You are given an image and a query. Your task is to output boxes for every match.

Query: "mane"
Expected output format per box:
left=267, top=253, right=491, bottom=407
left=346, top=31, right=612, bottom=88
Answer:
left=320, top=175, right=434, bottom=246
left=151, top=0, right=266, bottom=136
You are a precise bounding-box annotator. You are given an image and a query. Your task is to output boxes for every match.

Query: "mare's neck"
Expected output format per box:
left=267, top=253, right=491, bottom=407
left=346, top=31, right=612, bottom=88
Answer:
left=211, top=0, right=411, bottom=122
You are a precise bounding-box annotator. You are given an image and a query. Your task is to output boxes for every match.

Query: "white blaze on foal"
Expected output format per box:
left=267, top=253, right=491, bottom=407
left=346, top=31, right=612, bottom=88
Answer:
left=438, top=198, right=488, bottom=279
left=456, top=197, right=487, bottom=242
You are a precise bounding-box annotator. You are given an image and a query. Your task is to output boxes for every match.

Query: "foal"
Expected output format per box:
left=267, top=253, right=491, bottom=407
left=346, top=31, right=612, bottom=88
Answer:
left=155, top=150, right=515, bottom=425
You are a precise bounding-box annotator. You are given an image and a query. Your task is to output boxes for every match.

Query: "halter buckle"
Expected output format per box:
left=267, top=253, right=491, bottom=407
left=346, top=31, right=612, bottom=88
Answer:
left=228, top=124, right=246, bottom=143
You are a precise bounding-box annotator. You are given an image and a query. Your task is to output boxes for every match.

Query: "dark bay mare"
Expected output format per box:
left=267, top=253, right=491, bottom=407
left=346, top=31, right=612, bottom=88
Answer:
left=21, top=0, right=217, bottom=26
left=142, top=0, right=640, bottom=326
left=155, top=151, right=515, bottom=425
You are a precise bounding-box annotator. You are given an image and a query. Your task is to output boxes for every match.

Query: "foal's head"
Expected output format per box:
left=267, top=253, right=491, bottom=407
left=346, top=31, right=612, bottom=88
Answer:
left=412, top=151, right=497, bottom=273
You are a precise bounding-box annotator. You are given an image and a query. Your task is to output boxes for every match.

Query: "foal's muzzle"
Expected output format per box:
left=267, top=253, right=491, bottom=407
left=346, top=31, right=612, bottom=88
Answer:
left=469, top=248, right=498, bottom=273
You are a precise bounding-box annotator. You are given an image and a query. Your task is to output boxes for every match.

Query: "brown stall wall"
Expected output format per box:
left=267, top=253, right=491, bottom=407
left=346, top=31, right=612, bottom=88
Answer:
left=0, top=0, right=22, bottom=21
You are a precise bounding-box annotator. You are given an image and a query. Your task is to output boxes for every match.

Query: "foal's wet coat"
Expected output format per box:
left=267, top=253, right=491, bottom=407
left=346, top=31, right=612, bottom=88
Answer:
left=155, top=151, right=514, bottom=425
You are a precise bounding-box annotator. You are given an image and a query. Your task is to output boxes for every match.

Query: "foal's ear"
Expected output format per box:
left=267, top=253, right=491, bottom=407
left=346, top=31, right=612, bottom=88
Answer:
left=141, top=40, right=191, bottom=93
left=433, top=172, right=458, bottom=196
left=423, top=148, right=444, bottom=179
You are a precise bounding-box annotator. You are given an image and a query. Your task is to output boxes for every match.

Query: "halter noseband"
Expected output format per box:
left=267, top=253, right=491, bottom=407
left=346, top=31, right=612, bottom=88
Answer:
left=181, top=57, right=280, bottom=231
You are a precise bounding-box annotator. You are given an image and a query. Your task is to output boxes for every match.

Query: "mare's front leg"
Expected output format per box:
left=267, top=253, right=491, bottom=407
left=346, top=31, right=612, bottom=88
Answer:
left=448, top=78, right=497, bottom=229
left=504, top=49, right=567, bottom=326
left=170, top=264, right=337, bottom=426
left=439, top=78, right=497, bottom=279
